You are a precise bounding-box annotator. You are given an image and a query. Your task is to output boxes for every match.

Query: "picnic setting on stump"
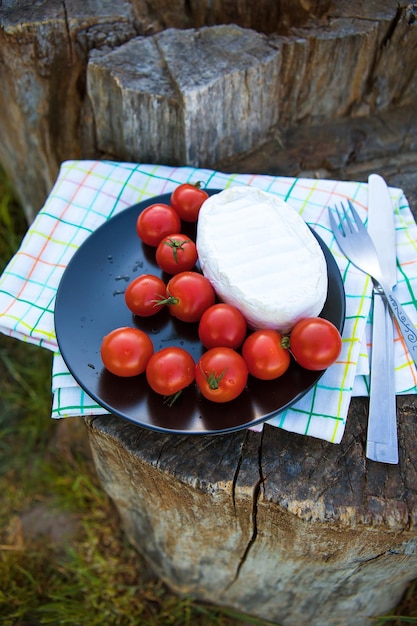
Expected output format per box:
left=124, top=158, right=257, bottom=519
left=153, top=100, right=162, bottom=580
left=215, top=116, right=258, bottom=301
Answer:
left=1, top=1, right=417, bottom=625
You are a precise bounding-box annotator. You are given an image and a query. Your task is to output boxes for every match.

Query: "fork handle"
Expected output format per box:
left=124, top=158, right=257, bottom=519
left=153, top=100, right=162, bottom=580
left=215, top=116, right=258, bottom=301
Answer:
left=380, top=284, right=417, bottom=369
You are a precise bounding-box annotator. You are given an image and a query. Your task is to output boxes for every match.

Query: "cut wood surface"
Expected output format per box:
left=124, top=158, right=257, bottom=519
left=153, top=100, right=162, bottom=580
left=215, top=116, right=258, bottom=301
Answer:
left=87, top=26, right=282, bottom=167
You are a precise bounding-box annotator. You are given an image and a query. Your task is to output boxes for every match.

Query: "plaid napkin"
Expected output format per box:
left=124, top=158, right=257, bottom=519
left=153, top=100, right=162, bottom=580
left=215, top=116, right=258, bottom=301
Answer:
left=1, top=160, right=417, bottom=444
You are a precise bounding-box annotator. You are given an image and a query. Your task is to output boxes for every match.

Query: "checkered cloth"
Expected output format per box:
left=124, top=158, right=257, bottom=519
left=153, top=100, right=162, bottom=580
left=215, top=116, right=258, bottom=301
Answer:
left=1, top=160, right=417, bottom=443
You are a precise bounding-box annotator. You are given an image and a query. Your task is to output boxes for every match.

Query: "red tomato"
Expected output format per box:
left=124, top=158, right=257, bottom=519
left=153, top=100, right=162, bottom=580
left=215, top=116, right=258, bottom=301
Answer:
left=242, top=329, right=291, bottom=380
left=100, top=327, right=154, bottom=377
left=146, top=347, right=195, bottom=397
left=195, top=347, right=248, bottom=403
left=159, top=271, right=216, bottom=323
left=198, top=303, right=247, bottom=349
left=170, top=182, right=209, bottom=222
left=124, top=274, right=166, bottom=317
left=136, top=203, right=181, bottom=246
left=289, top=317, right=342, bottom=371
left=155, top=234, right=198, bottom=274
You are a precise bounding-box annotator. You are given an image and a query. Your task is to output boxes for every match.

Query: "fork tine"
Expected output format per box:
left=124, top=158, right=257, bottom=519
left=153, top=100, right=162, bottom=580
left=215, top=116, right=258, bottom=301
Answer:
left=328, top=206, right=341, bottom=236
left=347, top=199, right=367, bottom=233
left=330, top=203, right=353, bottom=236
left=338, top=203, right=353, bottom=234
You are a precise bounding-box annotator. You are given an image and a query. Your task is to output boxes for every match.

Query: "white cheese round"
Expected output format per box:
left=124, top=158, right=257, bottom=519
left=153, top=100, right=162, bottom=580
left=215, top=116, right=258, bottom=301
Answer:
left=196, top=186, right=328, bottom=333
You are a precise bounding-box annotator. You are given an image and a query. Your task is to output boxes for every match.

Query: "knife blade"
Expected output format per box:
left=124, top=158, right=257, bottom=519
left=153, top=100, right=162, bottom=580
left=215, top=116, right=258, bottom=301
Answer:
left=366, top=174, right=398, bottom=464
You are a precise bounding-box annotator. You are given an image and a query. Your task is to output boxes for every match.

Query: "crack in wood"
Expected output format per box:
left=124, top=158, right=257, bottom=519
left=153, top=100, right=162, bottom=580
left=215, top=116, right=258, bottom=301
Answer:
left=399, top=447, right=415, bottom=530
left=61, top=1, right=74, bottom=63
left=184, top=0, right=192, bottom=20
left=227, top=429, right=265, bottom=590
left=380, top=5, right=403, bottom=48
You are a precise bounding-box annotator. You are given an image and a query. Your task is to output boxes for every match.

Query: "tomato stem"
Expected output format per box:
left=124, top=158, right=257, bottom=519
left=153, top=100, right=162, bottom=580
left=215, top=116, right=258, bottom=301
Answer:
left=152, top=295, right=179, bottom=307
left=281, top=335, right=291, bottom=350
left=200, top=364, right=227, bottom=390
left=164, top=238, right=190, bottom=263
left=163, top=390, right=183, bottom=406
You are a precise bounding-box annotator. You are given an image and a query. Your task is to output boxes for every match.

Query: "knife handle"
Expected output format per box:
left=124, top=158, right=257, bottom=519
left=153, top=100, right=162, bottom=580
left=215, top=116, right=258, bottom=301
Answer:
left=366, top=291, right=398, bottom=464
left=379, top=282, right=417, bottom=370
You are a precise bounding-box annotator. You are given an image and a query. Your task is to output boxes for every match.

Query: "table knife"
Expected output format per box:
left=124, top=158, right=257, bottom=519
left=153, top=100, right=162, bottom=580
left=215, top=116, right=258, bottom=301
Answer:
left=366, top=174, right=398, bottom=464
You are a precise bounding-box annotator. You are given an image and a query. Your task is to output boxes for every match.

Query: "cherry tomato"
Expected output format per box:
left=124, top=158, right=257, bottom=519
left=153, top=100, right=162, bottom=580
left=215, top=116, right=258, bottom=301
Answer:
left=242, top=329, right=291, bottom=380
left=198, top=303, right=247, bottom=349
left=124, top=274, right=166, bottom=317
left=155, top=234, right=198, bottom=274
left=170, top=182, right=209, bottom=222
left=136, top=203, right=181, bottom=246
left=100, top=327, right=154, bottom=377
left=195, top=347, right=248, bottom=403
left=289, top=317, right=342, bottom=371
left=159, top=271, right=216, bottom=323
left=146, top=347, right=195, bottom=397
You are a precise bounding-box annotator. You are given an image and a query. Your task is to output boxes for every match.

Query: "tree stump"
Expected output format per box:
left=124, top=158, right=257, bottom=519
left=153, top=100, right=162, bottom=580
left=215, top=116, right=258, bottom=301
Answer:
left=1, top=1, right=416, bottom=220
left=84, top=393, right=417, bottom=626
left=2, top=1, right=417, bottom=623
left=87, top=25, right=282, bottom=167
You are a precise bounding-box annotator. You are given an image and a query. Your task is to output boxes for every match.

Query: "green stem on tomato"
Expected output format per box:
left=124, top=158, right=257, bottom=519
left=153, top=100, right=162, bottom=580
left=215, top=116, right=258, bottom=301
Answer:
left=281, top=333, right=297, bottom=361
left=281, top=335, right=291, bottom=350
left=200, top=363, right=227, bottom=390
left=164, top=238, right=190, bottom=263
left=152, top=295, right=179, bottom=307
left=163, top=390, right=183, bottom=406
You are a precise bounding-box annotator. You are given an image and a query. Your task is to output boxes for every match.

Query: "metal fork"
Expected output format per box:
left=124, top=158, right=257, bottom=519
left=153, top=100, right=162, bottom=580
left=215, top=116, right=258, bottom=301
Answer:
left=328, top=200, right=417, bottom=370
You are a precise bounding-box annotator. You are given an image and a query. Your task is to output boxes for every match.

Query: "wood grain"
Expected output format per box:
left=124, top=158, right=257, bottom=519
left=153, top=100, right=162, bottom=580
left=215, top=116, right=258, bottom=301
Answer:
left=1, top=1, right=416, bottom=220
left=85, top=395, right=417, bottom=625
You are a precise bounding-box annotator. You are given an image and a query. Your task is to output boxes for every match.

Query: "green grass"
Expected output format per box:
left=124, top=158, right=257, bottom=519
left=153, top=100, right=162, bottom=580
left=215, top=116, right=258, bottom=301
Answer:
left=1, top=164, right=417, bottom=625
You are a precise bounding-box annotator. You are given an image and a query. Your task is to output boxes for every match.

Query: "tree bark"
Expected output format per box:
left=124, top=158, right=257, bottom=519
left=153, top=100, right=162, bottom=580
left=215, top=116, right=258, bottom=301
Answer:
left=85, top=393, right=417, bottom=626
left=0, top=1, right=416, bottom=221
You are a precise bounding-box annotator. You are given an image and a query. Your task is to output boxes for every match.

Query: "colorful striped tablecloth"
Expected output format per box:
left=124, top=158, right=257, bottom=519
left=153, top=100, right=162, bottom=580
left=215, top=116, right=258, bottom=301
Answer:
left=1, top=160, right=417, bottom=443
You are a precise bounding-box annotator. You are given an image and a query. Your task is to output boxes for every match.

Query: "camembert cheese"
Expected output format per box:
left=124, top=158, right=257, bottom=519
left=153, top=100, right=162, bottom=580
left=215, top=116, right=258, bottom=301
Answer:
left=196, top=186, right=328, bottom=332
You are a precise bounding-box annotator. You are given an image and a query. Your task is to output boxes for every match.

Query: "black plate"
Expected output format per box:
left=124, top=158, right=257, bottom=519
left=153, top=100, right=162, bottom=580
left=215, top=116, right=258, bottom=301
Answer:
left=55, top=190, right=345, bottom=435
